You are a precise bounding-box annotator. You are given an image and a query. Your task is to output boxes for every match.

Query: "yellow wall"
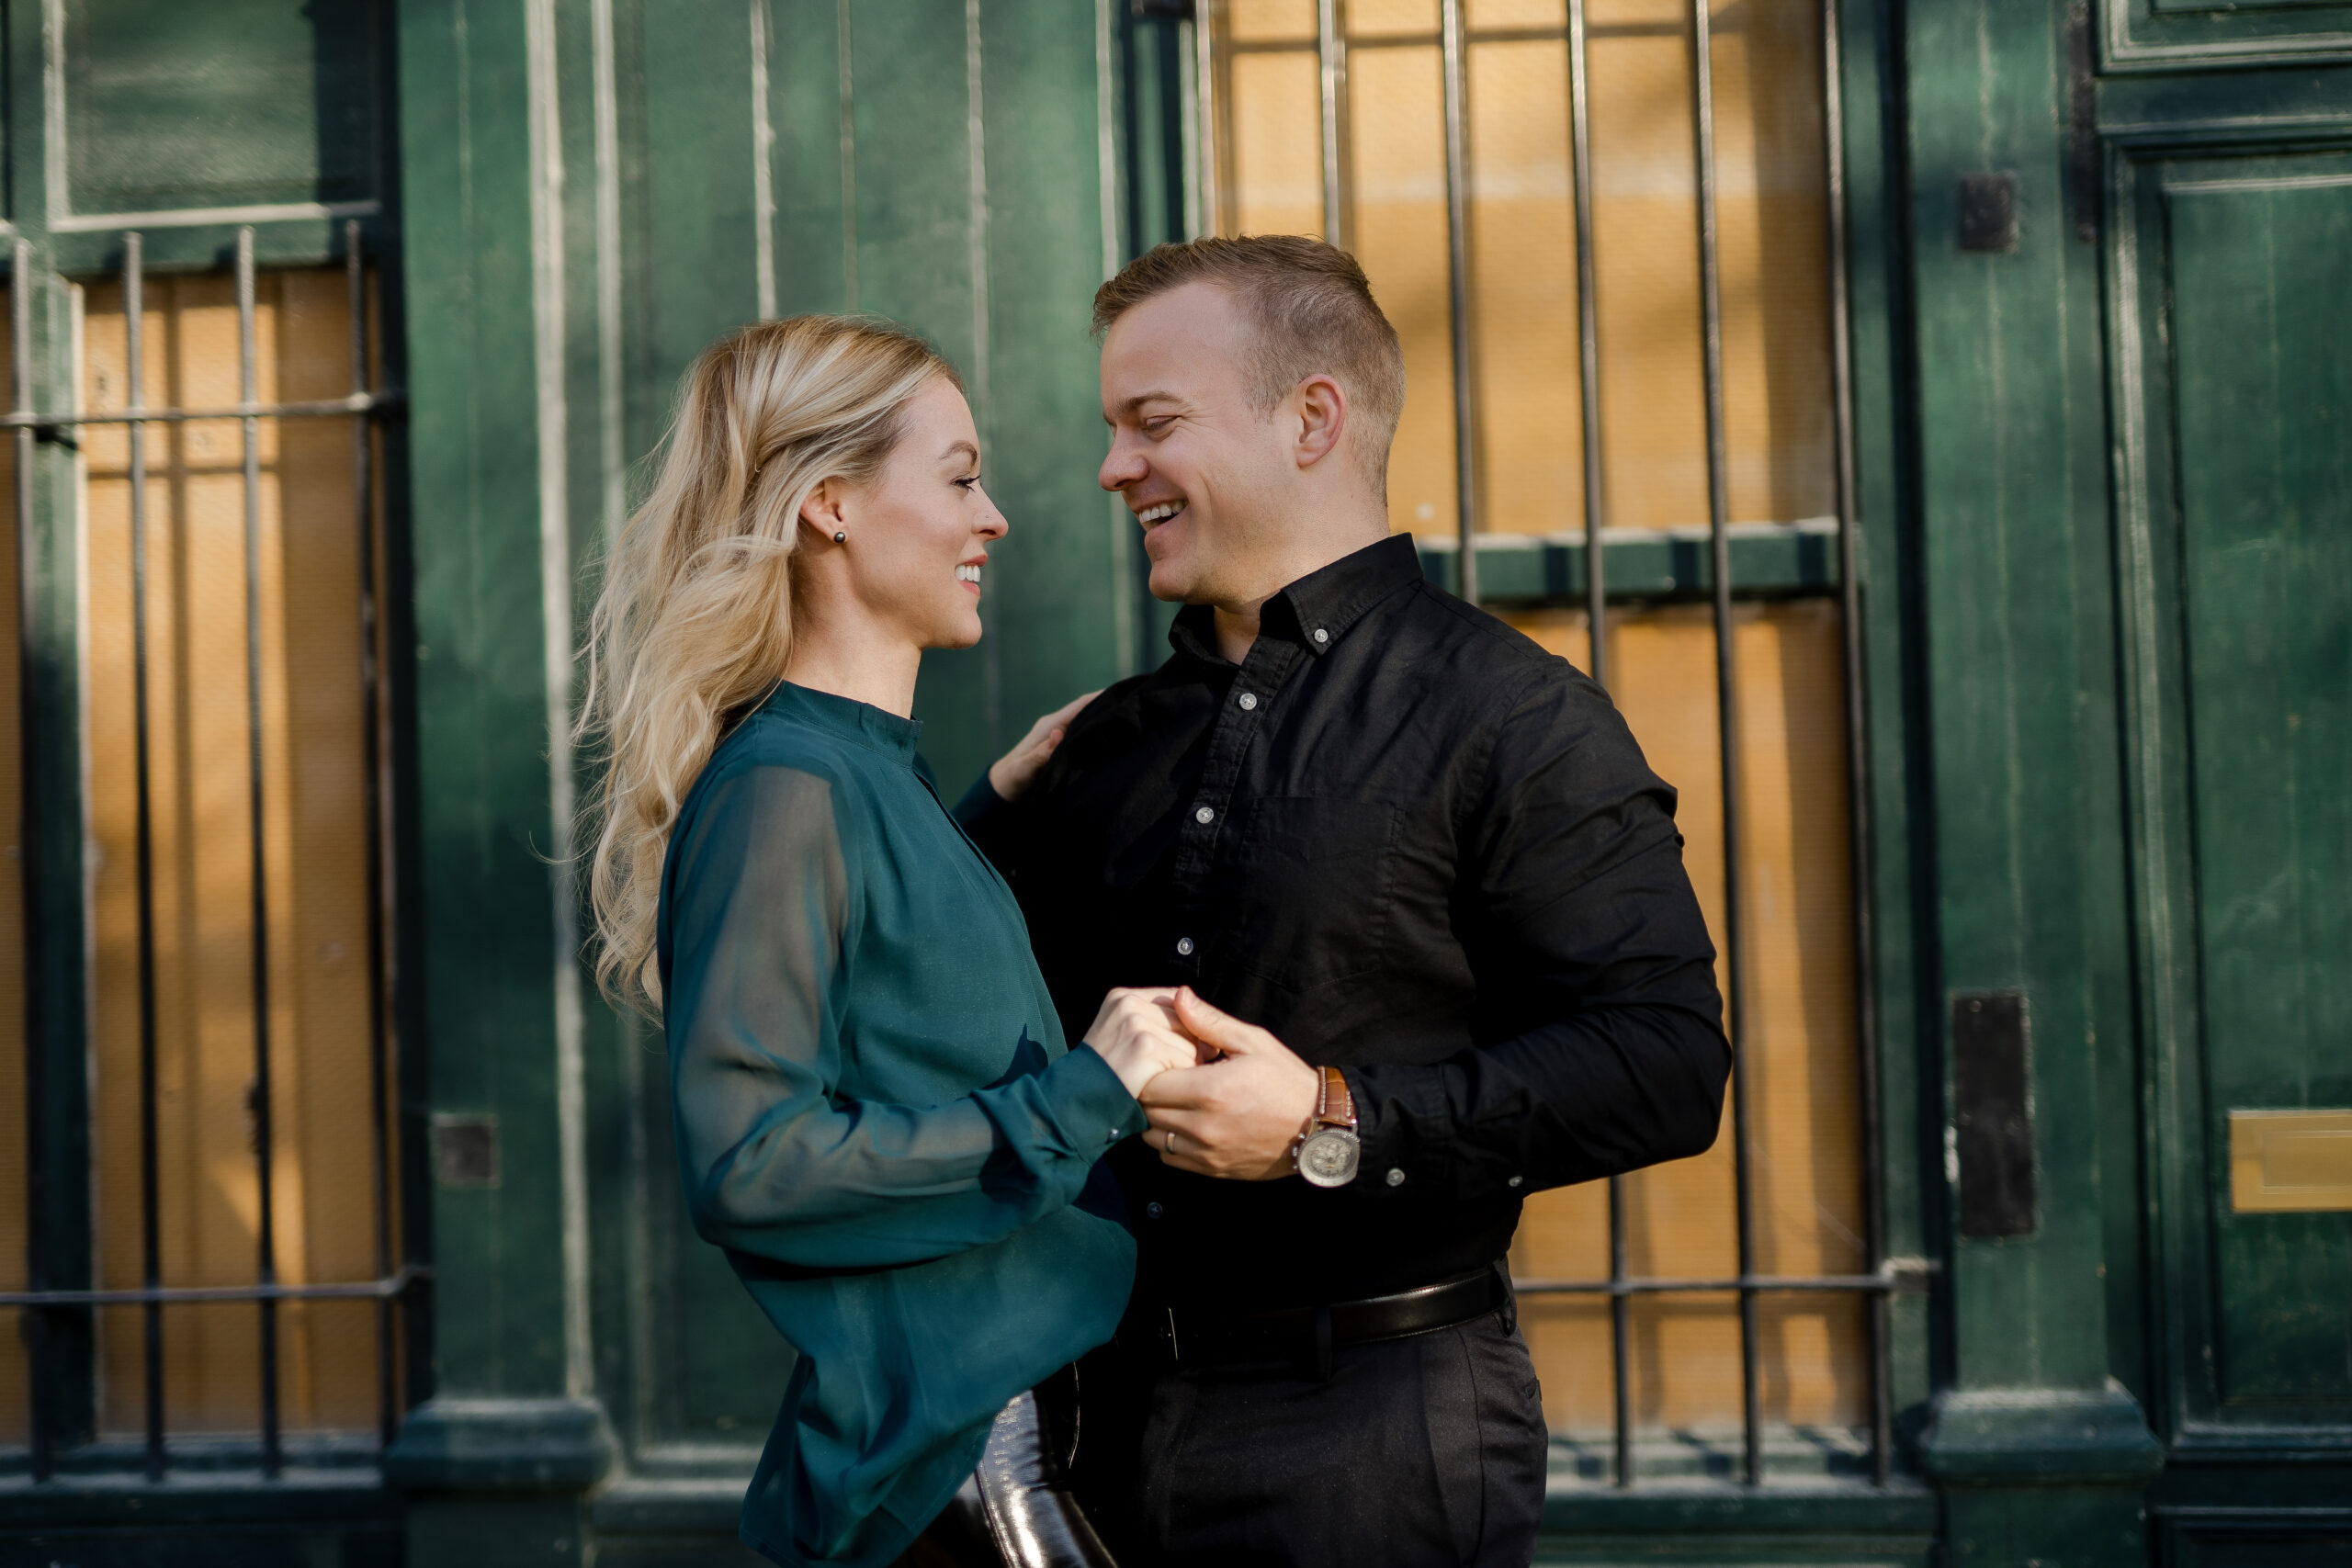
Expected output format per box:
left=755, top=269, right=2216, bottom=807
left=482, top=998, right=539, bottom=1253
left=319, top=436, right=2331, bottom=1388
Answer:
left=79, top=268, right=389, bottom=1436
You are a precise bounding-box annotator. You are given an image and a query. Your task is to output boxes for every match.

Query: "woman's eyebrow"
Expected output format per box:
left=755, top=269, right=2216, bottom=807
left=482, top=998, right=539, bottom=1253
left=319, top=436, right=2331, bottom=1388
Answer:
left=940, top=439, right=979, bottom=464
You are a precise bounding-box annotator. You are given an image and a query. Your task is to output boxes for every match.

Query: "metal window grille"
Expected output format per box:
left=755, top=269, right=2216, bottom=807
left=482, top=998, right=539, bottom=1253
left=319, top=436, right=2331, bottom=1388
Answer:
left=1201, top=0, right=1897, bottom=1487
left=6, top=220, right=414, bottom=1482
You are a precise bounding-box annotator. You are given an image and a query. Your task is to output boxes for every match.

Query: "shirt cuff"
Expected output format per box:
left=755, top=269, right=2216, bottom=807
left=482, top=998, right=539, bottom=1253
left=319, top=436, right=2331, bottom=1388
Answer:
left=1042, top=1043, right=1150, bottom=1153
left=1343, top=1061, right=1453, bottom=1196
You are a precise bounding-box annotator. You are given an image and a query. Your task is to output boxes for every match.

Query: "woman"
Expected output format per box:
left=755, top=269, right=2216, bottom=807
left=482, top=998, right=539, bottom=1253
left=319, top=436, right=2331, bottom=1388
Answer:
left=577, top=316, right=1191, bottom=1567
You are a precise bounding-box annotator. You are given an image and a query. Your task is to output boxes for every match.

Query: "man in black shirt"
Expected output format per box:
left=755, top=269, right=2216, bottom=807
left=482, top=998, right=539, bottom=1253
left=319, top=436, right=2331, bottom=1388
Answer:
left=957, top=236, right=1728, bottom=1567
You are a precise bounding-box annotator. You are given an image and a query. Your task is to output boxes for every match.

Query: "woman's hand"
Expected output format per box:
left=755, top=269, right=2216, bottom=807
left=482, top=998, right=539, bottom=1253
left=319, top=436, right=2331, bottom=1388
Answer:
left=1082, top=987, right=1208, bottom=1100
left=987, top=691, right=1099, bottom=801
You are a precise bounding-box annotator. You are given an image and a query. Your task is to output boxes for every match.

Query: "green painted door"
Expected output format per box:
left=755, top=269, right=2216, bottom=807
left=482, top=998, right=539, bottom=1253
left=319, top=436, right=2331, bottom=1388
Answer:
left=2114, top=146, right=2352, bottom=1430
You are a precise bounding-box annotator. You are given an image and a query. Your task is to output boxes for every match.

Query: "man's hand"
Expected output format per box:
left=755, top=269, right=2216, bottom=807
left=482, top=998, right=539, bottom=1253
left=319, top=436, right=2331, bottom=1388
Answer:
left=987, top=691, right=1099, bottom=801
left=1136, top=987, right=1321, bottom=1179
left=1082, top=987, right=1213, bottom=1100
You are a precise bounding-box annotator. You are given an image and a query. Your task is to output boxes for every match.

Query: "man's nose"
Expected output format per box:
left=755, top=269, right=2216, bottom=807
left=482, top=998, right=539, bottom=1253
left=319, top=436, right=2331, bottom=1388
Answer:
left=1099, top=434, right=1144, bottom=494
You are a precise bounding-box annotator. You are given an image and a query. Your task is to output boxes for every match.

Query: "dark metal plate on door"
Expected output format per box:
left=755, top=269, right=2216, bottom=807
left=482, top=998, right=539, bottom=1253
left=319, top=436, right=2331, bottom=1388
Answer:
left=1958, top=174, right=2020, bottom=253
left=1953, top=992, right=2035, bottom=1237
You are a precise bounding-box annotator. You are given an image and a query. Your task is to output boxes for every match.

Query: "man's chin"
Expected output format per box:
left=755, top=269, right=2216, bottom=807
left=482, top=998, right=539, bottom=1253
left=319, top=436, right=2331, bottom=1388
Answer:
left=1146, top=558, right=1201, bottom=604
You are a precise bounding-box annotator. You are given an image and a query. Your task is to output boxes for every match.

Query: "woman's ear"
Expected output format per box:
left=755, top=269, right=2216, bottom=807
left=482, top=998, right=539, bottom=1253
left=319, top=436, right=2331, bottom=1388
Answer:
left=799, top=478, right=846, bottom=535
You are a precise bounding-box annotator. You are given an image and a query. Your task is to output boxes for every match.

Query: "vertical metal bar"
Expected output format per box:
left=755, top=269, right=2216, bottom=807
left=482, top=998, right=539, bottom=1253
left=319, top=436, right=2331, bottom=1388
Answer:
left=1316, top=0, right=1347, bottom=248
left=235, top=227, right=282, bottom=1478
left=1819, top=0, right=1889, bottom=1488
left=1567, top=0, right=1606, bottom=683
left=14, top=239, right=52, bottom=1484
left=1688, top=0, right=1758, bottom=1488
left=1566, top=6, right=1627, bottom=1476
left=1194, top=0, right=1222, bottom=235
left=350, top=219, right=398, bottom=1450
left=1439, top=0, right=1477, bottom=604
left=1607, top=1182, right=1632, bottom=1488
left=126, top=231, right=166, bottom=1483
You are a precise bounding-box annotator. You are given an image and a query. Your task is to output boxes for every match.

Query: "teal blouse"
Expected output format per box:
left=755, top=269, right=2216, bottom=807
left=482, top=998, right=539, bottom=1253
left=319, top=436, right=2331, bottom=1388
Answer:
left=657, top=682, right=1146, bottom=1568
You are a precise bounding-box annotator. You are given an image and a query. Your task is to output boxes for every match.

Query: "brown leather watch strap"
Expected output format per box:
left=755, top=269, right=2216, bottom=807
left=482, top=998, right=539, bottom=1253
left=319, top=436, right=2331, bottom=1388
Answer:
left=1315, top=1065, right=1356, bottom=1131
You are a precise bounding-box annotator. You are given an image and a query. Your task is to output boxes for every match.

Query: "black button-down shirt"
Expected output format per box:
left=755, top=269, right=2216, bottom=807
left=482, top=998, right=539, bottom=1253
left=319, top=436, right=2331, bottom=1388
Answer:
left=955, top=534, right=1728, bottom=1308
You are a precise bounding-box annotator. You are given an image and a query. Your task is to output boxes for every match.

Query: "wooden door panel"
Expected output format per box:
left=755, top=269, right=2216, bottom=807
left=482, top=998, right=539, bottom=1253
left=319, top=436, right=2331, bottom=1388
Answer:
left=2100, top=0, right=2352, bottom=71
left=2116, top=146, right=2352, bottom=1430
left=2166, top=171, right=2352, bottom=1405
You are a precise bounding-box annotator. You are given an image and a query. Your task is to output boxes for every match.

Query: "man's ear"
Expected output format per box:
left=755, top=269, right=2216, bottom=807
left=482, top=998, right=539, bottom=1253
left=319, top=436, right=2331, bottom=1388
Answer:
left=1293, top=375, right=1350, bottom=470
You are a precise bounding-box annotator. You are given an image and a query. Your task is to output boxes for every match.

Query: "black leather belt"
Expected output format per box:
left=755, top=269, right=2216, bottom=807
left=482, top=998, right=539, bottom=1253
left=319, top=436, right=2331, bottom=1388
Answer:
left=1144, top=1265, right=1505, bottom=1377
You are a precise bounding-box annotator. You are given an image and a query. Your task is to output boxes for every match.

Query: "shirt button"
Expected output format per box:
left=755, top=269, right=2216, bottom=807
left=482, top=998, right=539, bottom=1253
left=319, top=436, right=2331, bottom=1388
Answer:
left=1385, top=1168, right=1406, bottom=1187
left=1193, top=806, right=1215, bottom=825
left=1176, top=936, right=1195, bottom=956
left=1311, top=627, right=1329, bottom=645
left=1237, top=691, right=1258, bottom=711
left=1146, top=1201, right=1165, bottom=1220
left=1508, top=1175, right=1524, bottom=1189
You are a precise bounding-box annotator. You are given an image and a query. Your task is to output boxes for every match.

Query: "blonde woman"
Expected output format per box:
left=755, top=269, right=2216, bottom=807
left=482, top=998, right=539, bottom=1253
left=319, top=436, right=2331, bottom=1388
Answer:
left=580, top=316, right=1191, bottom=1568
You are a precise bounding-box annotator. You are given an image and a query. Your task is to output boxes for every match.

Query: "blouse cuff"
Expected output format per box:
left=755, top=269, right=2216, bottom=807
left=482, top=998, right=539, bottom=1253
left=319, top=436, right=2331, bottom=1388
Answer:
left=1044, top=1044, right=1150, bottom=1154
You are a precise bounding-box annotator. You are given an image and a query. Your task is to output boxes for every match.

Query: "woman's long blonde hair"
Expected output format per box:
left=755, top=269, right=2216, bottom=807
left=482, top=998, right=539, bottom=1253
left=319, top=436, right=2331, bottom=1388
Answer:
left=578, top=315, right=960, bottom=1014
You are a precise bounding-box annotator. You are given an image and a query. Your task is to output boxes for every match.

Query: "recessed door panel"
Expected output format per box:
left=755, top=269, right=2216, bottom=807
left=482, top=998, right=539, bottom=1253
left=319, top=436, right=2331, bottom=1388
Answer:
left=2119, top=149, right=2352, bottom=1427
left=2165, top=169, right=2352, bottom=1404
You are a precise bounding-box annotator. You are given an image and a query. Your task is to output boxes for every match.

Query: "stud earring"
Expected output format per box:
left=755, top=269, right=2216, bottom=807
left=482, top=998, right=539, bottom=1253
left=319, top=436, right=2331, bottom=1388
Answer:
left=832, top=530, right=846, bottom=544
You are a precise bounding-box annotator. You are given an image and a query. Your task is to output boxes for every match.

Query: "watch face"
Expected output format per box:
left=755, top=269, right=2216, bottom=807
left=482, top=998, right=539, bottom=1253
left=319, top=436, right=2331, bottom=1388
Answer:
left=1297, top=1128, right=1361, bottom=1188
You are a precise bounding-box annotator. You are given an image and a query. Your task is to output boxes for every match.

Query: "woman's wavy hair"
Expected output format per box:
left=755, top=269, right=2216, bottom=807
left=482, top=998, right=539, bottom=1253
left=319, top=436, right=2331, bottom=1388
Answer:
left=577, top=314, right=960, bottom=1014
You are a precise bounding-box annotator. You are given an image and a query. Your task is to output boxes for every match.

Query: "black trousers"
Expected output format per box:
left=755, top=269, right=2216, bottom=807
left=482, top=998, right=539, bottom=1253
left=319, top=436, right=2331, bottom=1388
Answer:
left=1070, top=1305, right=1548, bottom=1568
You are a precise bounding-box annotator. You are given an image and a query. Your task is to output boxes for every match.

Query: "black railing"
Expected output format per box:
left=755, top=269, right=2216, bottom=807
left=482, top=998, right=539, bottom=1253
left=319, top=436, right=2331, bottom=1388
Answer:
left=9, top=220, right=413, bottom=1483
left=1208, top=0, right=1896, bottom=1487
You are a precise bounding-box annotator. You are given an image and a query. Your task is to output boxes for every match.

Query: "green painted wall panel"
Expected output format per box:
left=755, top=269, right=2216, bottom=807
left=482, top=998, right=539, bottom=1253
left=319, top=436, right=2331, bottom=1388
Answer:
left=396, top=0, right=570, bottom=1398
left=767, top=0, right=853, bottom=315
left=1904, top=0, right=2131, bottom=1398
left=978, top=0, right=1134, bottom=725
left=63, top=0, right=383, bottom=214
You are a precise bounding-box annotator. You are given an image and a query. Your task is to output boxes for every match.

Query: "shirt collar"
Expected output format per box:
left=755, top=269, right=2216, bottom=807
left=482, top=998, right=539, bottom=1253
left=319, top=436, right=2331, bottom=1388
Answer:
left=762, top=680, right=924, bottom=761
left=1167, top=533, right=1424, bottom=664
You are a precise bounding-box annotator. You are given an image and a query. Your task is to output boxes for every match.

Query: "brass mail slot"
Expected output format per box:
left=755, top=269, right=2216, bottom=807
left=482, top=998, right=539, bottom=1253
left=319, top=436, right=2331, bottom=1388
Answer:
left=2230, top=1111, right=2352, bottom=1213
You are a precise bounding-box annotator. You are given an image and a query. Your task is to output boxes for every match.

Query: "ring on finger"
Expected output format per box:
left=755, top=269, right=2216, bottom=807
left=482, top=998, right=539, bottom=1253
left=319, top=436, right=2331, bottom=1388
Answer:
left=1165, top=1128, right=1180, bottom=1155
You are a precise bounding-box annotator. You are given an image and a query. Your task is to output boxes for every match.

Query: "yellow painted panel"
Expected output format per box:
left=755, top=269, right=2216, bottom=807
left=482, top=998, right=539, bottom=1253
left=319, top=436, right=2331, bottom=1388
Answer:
left=2231, top=1111, right=2352, bottom=1213
left=1215, top=0, right=1835, bottom=536
left=83, top=268, right=390, bottom=1436
left=1507, top=604, right=1865, bottom=1434
left=1229, top=49, right=1328, bottom=241
left=1227, top=0, right=1317, bottom=42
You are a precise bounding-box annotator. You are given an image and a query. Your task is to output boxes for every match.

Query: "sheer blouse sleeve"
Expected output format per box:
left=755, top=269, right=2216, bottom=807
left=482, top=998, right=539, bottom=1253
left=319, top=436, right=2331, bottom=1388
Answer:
left=663, top=762, right=1142, bottom=1270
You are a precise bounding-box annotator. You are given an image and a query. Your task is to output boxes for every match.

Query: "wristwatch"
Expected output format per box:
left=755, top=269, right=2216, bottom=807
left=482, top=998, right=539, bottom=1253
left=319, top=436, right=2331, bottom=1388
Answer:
left=1292, top=1066, right=1362, bottom=1188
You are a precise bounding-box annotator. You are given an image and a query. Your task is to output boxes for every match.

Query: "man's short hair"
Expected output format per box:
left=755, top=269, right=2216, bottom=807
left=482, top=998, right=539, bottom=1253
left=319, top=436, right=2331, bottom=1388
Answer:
left=1091, top=235, right=1406, bottom=487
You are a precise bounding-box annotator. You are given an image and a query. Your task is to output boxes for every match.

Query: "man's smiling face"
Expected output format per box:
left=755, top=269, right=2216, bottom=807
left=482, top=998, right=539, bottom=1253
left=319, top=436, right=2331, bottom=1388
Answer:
left=1097, top=281, right=1299, bottom=606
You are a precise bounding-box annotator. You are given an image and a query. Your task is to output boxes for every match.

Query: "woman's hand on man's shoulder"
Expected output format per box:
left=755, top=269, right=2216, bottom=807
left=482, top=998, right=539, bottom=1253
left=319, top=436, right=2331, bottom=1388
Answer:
left=985, top=690, right=1100, bottom=802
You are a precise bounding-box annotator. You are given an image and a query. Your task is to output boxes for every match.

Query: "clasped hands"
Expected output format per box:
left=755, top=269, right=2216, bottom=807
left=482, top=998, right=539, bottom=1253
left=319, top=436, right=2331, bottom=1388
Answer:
left=1081, top=987, right=1323, bottom=1181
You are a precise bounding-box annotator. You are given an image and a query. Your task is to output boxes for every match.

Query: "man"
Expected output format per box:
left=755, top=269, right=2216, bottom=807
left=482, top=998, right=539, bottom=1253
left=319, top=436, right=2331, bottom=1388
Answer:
left=956, top=236, right=1729, bottom=1567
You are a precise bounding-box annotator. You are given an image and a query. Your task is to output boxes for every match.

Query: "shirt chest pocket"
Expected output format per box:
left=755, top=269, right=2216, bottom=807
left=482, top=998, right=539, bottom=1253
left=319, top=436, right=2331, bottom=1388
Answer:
left=1221, top=795, right=1399, bottom=994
